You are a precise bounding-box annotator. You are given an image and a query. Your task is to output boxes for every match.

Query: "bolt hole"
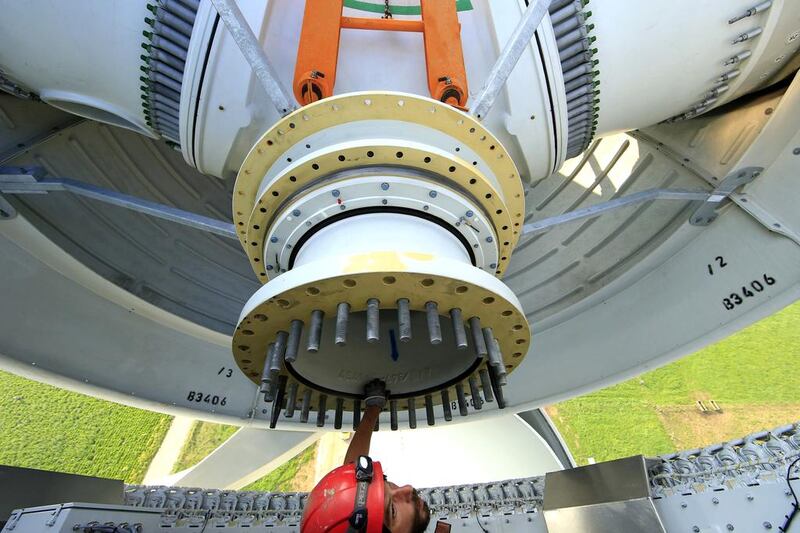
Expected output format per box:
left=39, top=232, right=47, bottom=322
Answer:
left=306, top=287, right=320, bottom=295
left=502, top=310, right=513, bottom=317
left=496, top=209, right=503, bottom=215
left=267, top=140, right=273, bottom=146
left=512, top=324, right=523, bottom=331
left=277, top=299, right=290, bottom=308
left=469, top=178, right=476, bottom=185
left=396, top=151, right=404, bottom=158
left=338, top=155, right=345, bottom=162
left=424, top=156, right=431, bottom=163
left=254, top=258, right=260, bottom=262
left=482, top=296, right=495, bottom=304
left=515, top=339, right=526, bottom=345
left=455, top=285, right=468, bottom=294
left=289, top=176, right=297, bottom=182
left=420, top=278, right=434, bottom=287
left=272, top=191, right=279, bottom=197
left=242, top=329, right=254, bottom=336
left=367, top=150, right=375, bottom=158
left=512, top=352, right=522, bottom=358
left=469, top=127, right=475, bottom=133
left=343, top=279, right=357, bottom=288
left=253, top=314, right=268, bottom=321
left=485, top=193, right=492, bottom=199
left=253, top=224, right=260, bottom=230
left=382, top=276, right=396, bottom=285
left=448, top=166, right=456, bottom=172
left=312, top=163, right=319, bottom=170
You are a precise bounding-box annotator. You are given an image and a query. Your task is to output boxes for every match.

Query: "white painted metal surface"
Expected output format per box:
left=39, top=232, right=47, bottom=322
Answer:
left=370, top=414, right=563, bottom=487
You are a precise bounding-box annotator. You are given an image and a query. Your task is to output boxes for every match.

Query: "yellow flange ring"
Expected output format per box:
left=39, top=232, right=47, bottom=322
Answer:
left=234, top=92, right=525, bottom=278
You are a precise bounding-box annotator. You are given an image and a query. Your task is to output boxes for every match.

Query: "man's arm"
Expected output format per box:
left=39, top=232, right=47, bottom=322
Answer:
left=343, top=379, right=387, bottom=465
left=343, top=404, right=381, bottom=465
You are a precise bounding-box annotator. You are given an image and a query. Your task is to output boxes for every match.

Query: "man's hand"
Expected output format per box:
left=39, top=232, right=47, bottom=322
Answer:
left=364, top=379, right=387, bottom=409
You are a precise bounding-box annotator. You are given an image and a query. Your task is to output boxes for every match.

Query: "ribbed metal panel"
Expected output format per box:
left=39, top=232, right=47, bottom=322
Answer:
left=140, top=0, right=200, bottom=147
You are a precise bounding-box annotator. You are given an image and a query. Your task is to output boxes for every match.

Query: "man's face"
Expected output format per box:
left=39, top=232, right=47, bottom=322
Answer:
left=383, top=479, right=431, bottom=533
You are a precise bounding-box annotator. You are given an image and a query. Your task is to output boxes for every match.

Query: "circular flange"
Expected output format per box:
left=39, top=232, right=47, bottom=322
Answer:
left=234, top=92, right=525, bottom=279
left=232, top=253, right=531, bottom=411
left=242, top=141, right=515, bottom=280
left=263, top=173, right=500, bottom=275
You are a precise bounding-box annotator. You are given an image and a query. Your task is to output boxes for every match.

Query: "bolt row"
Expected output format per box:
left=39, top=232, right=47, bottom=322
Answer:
left=260, top=301, right=509, bottom=381
left=262, top=364, right=507, bottom=430
left=256, top=301, right=514, bottom=428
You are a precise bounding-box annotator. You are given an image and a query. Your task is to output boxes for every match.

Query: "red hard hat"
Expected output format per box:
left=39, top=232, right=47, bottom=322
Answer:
left=301, top=456, right=385, bottom=532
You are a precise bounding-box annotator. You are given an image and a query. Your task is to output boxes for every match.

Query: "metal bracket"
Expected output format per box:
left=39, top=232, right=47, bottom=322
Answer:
left=689, top=166, right=763, bottom=226
left=5, top=509, right=22, bottom=530
left=732, top=192, right=800, bottom=247
left=45, top=504, right=63, bottom=527
left=0, top=166, right=237, bottom=239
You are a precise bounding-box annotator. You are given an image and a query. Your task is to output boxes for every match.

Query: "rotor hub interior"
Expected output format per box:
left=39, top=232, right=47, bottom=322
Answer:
left=232, top=92, right=530, bottom=429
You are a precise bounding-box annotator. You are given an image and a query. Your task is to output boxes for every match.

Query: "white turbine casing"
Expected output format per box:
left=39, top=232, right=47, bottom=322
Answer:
left=1, top=1, right=800, bottom=437
left=0, top=0, right=155, bottom=137
left=2, top=1, right=800, bottom=180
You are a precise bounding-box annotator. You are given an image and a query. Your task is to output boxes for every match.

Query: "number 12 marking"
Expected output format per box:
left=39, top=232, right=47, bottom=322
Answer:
left=707, top=256, right=727, bottom=275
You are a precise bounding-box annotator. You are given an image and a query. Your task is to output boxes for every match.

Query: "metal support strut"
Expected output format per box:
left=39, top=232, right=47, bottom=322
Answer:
left=209, top=0, right=296, bottom=115
left=471, top=0, right=553, bottom=120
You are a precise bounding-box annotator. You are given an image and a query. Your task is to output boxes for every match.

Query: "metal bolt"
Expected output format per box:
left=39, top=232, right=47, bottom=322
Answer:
left=292, top=209, right=301, bottom=217
left=332, top=190, right=340, bottom=197
left=727, top=524, right=734, bottom=531
left=681, top=502, right=687, bottom=509
left=340, top=204, right=346, bottom=210
left=466, top=210, right=474, bottom=217
left=429, top=190, right=437, bottom=198
left=747, top=493, right=754, bottom=501
left=489, top=263, right=497, bottom=269
left=793, top=147, right=800, bottom=155
left=693, top=527, right=700, bottom=532
left=423, top=205, right=429, bottom=211
left=486, top=236, right=493, bottom=243
left=266, top=265, right=274, bottom=271
left=270, top=236, right=278, bottom=243
left=752, top=170, right=761, bottom=177
left=763, top=522, right=772, bottom=529
left=381, top=182, right=390, bottom=190
left=712, top=497, right=719, bottom=504
left=382, top=199, right=388, bottom=205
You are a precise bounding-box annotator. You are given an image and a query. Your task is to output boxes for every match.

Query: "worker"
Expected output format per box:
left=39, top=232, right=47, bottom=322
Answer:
left=301, top=379, right=431, bottom=532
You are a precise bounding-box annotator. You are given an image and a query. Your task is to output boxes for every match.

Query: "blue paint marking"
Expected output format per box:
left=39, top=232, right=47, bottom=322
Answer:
left=389, top=329, right=399, bottom=361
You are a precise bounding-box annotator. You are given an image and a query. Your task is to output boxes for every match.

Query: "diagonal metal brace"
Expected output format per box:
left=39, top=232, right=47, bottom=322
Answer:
left=0, top=166, right=237, bottom=239
left=523, top=188, right=714, bottom=236
left=471, top=0, right=552, bottom=120
left=210, top=0, right=297, bottom=116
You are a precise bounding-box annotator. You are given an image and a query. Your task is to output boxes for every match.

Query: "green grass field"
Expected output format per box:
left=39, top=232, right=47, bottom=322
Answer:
left=172, top=421, right=317, bottom=491
left=547, top=300, right=800, bottom=465
left=172, top=422, right=239, bottom=473
left=0, top=370, right=171, bottom=483
left=2, top=300, right=797, bottom=486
